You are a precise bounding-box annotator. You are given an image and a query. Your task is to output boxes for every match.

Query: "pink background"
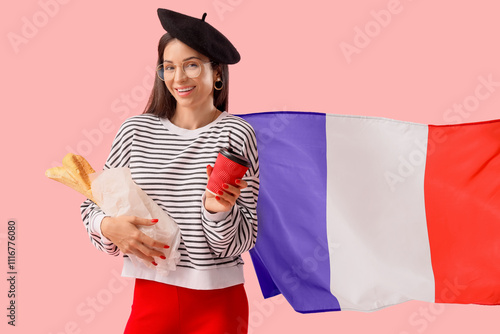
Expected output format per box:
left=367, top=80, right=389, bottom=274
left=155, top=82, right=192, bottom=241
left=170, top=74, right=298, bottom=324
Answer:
left=2, top=0, right=500, bottom=333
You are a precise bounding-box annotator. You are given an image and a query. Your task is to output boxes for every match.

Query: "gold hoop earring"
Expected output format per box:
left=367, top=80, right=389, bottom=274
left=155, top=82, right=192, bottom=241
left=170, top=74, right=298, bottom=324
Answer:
left=214, top=78, right=223, bottom=91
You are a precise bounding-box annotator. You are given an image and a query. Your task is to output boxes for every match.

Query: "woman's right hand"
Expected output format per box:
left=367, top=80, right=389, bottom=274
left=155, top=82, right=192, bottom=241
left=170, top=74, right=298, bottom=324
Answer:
left=101, top=216, right=169, bottom=265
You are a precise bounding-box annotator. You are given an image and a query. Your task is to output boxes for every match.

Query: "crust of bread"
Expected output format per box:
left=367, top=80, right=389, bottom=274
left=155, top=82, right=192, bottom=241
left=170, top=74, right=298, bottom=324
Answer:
left=45, top=166, right=79, bottom=189
left=62, top=153, right=95, bottom=190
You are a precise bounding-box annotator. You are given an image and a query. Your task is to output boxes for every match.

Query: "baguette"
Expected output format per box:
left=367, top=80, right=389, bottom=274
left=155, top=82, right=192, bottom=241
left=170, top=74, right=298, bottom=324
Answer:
left=45, top=153, right=97, bottom=204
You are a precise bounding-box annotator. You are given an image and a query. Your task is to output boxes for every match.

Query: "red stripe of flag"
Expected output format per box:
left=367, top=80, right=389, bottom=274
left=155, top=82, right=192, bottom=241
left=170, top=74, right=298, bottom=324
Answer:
left=425, top=120, right=500, bottom=304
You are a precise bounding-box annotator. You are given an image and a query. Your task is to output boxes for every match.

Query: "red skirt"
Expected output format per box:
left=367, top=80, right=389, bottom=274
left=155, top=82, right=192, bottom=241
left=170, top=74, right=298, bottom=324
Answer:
left=124, top=278, right=249, bottom=334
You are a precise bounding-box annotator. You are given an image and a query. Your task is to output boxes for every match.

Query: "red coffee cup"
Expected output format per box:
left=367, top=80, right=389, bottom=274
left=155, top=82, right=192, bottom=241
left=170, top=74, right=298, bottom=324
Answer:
left=207, top=147, right=251, bottom=196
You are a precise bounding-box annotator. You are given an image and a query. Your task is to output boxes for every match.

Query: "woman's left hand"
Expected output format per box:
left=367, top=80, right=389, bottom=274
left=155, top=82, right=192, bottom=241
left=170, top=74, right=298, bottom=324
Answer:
left=204, top=164, right=248, bottom=213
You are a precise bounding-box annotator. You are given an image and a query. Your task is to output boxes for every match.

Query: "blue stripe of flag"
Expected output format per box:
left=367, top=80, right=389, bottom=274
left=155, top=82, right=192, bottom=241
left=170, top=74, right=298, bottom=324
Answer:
left=239, top=111, right=341, bottom=313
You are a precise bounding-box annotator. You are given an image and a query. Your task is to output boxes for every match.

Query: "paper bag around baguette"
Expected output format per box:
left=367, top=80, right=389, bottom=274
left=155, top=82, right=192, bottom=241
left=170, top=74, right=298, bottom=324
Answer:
left=45, top=153, right=98, bottom=204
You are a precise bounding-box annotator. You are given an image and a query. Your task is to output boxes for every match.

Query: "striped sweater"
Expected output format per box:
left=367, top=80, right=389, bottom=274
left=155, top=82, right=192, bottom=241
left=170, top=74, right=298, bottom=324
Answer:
left=80, top=111, right=260, bottom=289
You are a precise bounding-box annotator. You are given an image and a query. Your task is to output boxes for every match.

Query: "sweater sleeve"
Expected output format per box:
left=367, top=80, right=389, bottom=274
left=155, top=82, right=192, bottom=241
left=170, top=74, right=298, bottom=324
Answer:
left=201, top=124, right=260, bottom=258
left=79, top=119, right=134, bottom=256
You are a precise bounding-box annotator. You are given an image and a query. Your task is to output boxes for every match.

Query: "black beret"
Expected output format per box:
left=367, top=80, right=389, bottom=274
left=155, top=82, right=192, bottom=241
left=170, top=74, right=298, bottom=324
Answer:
left=157, top=8, right=241, bottom=64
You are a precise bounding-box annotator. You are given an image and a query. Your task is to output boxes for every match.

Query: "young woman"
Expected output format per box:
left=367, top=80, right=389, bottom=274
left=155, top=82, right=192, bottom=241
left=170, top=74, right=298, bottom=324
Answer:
left=80, top=8, right=259, bottom=333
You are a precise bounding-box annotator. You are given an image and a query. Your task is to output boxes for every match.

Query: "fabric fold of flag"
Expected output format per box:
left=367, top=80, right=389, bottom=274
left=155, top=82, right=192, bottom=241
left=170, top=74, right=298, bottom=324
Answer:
left=237, top=111, right=500, bottom=313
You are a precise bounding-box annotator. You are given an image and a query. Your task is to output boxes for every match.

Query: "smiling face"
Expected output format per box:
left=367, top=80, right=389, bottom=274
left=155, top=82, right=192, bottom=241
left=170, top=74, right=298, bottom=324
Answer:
left=162, top=39, right=218, bottom=111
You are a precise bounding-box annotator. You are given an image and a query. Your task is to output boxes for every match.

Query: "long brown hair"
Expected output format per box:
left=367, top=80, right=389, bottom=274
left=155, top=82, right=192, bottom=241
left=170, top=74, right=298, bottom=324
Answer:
left=143, top=33, right=230, bottom=119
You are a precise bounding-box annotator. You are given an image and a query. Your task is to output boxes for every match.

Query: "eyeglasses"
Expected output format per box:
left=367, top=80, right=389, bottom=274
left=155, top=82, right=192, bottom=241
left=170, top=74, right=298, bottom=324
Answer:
left=156, top=59, right=212, bottom=81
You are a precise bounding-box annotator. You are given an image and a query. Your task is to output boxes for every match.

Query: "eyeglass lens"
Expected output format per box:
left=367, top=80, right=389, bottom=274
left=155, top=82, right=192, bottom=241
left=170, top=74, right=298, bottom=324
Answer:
left=157, top=60, right=203, bottom=80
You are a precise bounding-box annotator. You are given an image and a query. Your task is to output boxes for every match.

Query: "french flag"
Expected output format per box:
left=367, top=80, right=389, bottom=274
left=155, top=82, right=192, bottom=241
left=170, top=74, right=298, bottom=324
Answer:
left=238, top=111, right=500, bottom=313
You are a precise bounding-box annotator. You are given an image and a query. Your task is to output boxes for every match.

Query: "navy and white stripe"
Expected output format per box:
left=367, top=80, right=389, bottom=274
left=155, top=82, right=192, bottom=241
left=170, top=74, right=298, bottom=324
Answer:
left=80, top=112, right=259, bottom=270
